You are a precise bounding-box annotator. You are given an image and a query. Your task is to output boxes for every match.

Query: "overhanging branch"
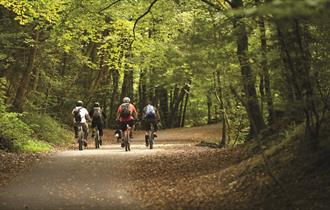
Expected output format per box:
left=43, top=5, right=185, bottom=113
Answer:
left=99, top=0, right=122, bottom=13
left=132, top=0, right=159, bottom=40
left=200, top=0, right=223, bottom=11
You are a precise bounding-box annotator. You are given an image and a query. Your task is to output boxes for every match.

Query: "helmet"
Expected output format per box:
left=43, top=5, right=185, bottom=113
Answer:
left=94, top=102, right=100, bottom=107
left=123, top=97, right=130, bottom=103
left=76, top=100, right=83, bottom=106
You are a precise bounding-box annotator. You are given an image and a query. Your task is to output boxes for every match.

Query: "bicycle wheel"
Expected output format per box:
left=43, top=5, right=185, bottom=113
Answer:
left=78, top=127, right=84, bottom=150
left=149, top=124, right=154, bottom=149
left=124, top=130, right=131, bottom=152
left=95, top=129, right=100, bottom=149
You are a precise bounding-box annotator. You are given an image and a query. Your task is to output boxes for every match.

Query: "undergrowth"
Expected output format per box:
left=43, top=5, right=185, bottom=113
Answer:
left=0, top=85, right=71, bottom=152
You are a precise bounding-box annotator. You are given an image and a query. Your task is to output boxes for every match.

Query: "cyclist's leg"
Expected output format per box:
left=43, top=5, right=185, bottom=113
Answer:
left=82, top=122, right=88, bottom=140
left=129, top=120, right=134, bottom=138
left=144, top=120, right=150, bottom=145
left=98, top=121, right=103, bottom=144
left=153, top=120, right=158, bottom=137
left=74, top=123, right=79, bottom=138
left=91, top=120, right=96, bottom=137
left=119, top=121, right=126, bottom=147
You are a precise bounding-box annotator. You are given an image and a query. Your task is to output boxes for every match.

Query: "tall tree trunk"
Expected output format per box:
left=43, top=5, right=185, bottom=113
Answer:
left=12, top=31, right=40, bottom=112
left=180, top=80, right=191, bottom=127
left=231, top=0, right=265, bottom=136
left=207, top=89, right=212, bottom=124
left=257, top=15, right=275, bottom=124
left=138, top=69, right=148, bottom=115
left=121, top=51, right=134, bottom=101
left=276, top=18, right=320, bottom=144
left=109, top=67, right=120, bottom=125
left=157, top=86, right=169, bottom=128
left=214, top=70, right=227, bottom=147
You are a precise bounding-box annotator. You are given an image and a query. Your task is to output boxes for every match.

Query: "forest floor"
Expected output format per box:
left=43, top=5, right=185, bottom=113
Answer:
left=0, top=123, right=329, bottom=210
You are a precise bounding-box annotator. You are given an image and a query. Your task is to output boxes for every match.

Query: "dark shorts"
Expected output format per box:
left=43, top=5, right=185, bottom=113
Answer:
left=119, top=120, right=134, bottom=131
left=143, top=119, right=158, bottom=131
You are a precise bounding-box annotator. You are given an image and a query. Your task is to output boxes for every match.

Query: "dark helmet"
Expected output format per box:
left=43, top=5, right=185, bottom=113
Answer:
left=76, top=100, right=83, bottom=106
left=94, top=102, right=100, bottom=107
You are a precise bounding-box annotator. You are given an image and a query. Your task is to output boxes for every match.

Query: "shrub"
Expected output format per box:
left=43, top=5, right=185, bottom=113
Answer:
left=22, top=113, right=72, bottom=146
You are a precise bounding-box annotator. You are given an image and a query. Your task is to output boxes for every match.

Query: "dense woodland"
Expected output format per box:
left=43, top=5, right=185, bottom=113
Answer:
left=0, top=0, right=329, bottom=151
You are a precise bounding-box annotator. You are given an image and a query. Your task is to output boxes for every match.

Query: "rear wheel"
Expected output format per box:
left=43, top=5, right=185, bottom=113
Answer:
left=78, top=128, right=83, bottom=150
left=95, top=130, right=100, bottom=149
left=124, top=131, right=131, bottom=151
left=149, top=131, right=154, bottom=149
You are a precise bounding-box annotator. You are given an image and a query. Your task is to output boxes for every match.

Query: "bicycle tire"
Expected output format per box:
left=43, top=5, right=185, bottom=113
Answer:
left=149, top=123, right=154, bottom=149
left=78, top=127, right=84, bottom=150
left=95, top=129, right=100, bottom=149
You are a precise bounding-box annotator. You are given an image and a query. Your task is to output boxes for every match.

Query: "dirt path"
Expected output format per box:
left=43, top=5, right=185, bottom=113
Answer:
left=0, top=123, right=243, bottom=210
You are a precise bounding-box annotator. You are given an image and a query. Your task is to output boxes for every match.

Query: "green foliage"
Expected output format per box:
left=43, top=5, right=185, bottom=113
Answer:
left=0, top=111, right=51, bottom=152
left=22, top=113, right=72, bottom=146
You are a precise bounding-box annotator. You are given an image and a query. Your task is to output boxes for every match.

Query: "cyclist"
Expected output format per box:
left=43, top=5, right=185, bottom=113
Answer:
left=142, top=102, right=160, bottom=146
left=89, top=102, right=106, bottom=145
left=116, top=97, right=138, bottom=139
left=72, top=100, right=90, bottom=147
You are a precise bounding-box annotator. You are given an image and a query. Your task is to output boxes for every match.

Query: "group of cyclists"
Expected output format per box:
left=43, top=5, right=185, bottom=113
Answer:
left=72, top=97, right=160, bottom=148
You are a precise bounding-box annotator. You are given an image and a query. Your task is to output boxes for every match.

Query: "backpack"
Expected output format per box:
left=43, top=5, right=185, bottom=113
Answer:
left=93, top=107, right=102, bottom=119
left=120, top=103, right=131, bottom=118
left=74, top=108, right=82, bottom=123
left=144, top=105, right=156, bottom=119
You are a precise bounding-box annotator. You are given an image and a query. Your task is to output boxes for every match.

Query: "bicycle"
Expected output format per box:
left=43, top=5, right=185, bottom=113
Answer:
left=146, top=122, right=155, bottom=149
left=77, top=123, right=85, bottom=150
left=123, top=124, right=131, bottom=152
left=94, top=127, right=101, bottom=149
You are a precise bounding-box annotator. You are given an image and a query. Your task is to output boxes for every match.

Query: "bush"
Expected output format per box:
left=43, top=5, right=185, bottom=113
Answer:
left=0, top=112, right=51, bottom=152
left=22, top=113, right=72, bottom=146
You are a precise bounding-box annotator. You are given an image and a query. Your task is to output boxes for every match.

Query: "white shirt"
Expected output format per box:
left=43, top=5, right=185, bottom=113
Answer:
left=72, top=106, right=89, bottom=123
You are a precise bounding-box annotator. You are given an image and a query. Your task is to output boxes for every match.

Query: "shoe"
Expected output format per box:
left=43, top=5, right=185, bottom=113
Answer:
left=121, top=142, right=124, bottom=148
left=83, top=140, right=87, bottom=147
left=154, top=133, right=157, bottom=138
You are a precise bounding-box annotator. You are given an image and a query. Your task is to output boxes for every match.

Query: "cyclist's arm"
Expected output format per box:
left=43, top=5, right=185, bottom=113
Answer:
left=89, top=109, right=94, bottom=117
left=132, top=106, right=138, bottom=120
left=102, top=110, right=107, bottom=119
left=116, top=106, right=121, bottom=121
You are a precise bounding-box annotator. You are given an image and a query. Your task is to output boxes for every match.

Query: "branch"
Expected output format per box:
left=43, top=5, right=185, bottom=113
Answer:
left=132, top=0, right=159, bottom=40
left=224, top=0, right=233, bottom=7
left=99, top=0, right=122, bottom=13
left=200, top=0, right=223, bottom=11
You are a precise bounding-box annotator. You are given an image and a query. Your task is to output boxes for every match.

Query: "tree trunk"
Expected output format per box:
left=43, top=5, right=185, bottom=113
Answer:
left=109, top=66, right=120, bottom=125
left=12, top=31, right=40, bottom=112
left=138, top=69, right=148, bottom=115
left=120, top=51, right=134, bottom=101
left=207, top=90, right=212, bottom=124
left=157, top=86, right=169, bottom=128
left=275, top=18, right=320, bottom=144
left=257, top=15, right=275, bottom=124
left=180, top=80, right=191, bottom=127
left=231, top=0, right=265, bottom=136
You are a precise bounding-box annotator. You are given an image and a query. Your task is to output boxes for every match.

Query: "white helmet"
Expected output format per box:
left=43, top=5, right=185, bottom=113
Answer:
left=123, top=97, right=130, bottom=103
